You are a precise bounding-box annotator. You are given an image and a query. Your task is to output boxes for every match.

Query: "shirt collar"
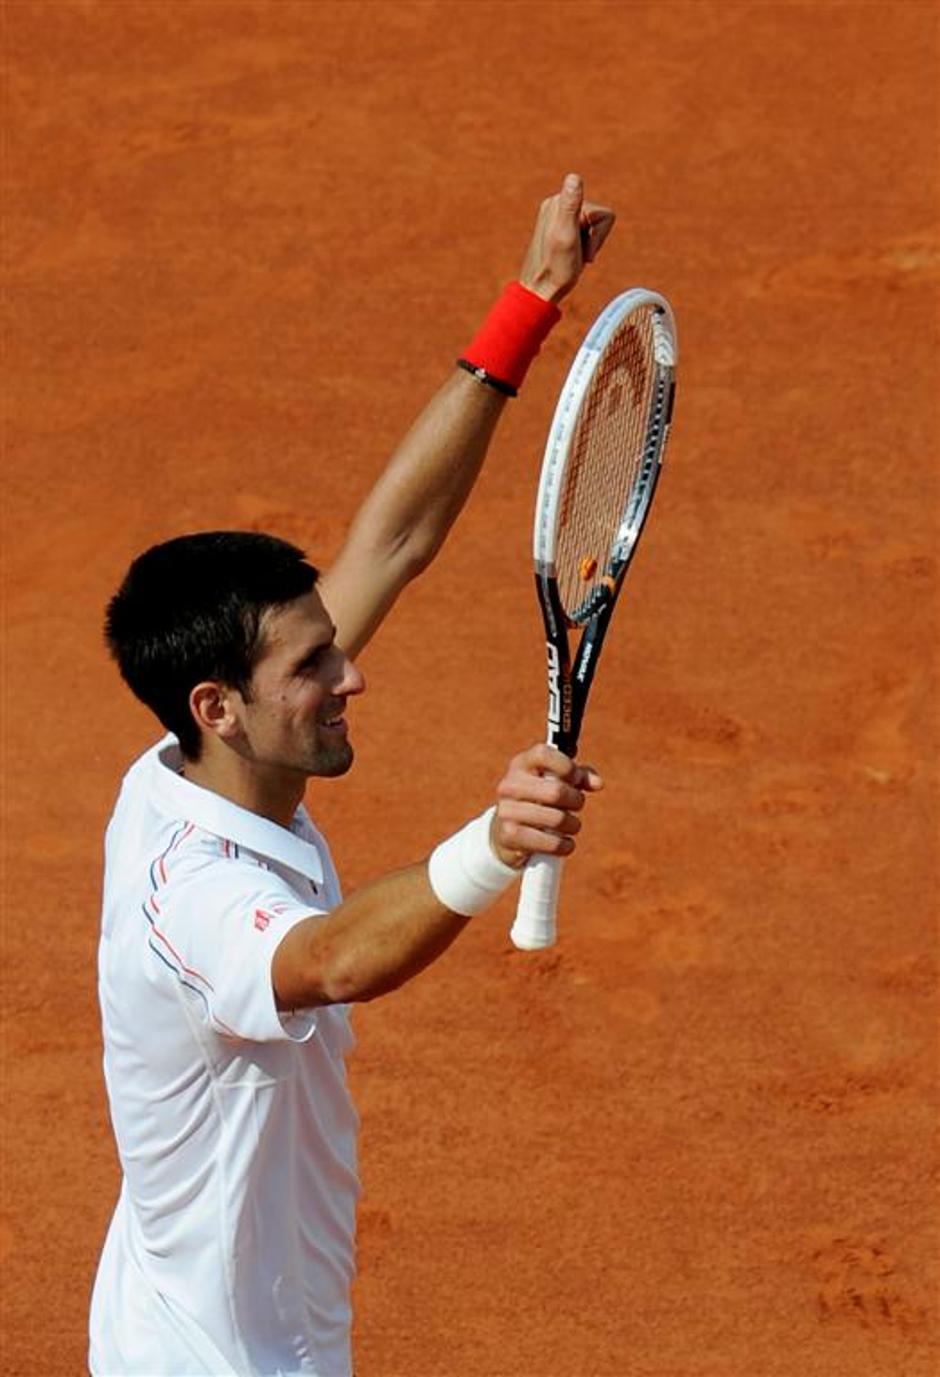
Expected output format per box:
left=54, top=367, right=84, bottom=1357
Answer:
left=147, top=735, right=324, bottom=886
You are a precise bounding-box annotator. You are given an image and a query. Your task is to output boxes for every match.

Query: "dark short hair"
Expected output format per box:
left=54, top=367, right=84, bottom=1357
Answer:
left=105, top=531, right=319, bottom=759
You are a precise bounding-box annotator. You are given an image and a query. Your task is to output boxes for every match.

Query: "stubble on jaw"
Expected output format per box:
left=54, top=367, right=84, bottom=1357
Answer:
left=313, top=743, right=354, bottom=778
left=306, top=726, right=354, bottom=780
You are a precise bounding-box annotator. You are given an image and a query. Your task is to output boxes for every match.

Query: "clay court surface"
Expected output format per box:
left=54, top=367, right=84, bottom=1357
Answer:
left=3, top=2, right=938, bottom=1373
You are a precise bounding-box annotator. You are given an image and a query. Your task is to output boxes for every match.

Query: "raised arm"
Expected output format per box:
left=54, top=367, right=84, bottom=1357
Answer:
left=318, top=173, right=615, bottom=659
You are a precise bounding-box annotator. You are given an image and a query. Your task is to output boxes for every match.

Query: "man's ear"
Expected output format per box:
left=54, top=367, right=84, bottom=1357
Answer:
left=189, top=681, right=242, bottom=743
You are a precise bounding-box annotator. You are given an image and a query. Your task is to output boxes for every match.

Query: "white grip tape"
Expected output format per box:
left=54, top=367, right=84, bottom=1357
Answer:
left=427, top=806, right=520, bottom=917
left=510, top=853, right=564, bottom=950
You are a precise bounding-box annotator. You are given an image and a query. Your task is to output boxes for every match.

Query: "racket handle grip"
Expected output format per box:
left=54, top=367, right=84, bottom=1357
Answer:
left=510, top=854, right=564, bottom=950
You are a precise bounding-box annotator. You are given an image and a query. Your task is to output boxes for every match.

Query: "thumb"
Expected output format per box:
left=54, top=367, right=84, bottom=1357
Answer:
left=559, top=171, right=584, bottom=216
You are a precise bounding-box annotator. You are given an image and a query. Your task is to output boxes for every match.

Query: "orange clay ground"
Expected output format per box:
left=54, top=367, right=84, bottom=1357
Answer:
left=3, top=3, right=937, bottom=1374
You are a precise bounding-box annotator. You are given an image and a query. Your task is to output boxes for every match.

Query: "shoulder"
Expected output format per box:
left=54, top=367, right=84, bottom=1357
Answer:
left=144, top=823, right=314, bottom=943
left=160, top=825, right=272, bottom=889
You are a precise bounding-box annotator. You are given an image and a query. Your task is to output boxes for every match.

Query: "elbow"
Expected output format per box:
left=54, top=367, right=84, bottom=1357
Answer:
left=390, top=517, right=448, bottom=578
left=315, top=957, right=362, bottom=1006
left=318, top=952, right=403, bottom=1006
left=404, top=533, right=441, bottom=577
left=285, top=939, right=365, bottom=1008
left=276, top=920, right=403, bottom=1009
left=388, top=527, right=441, bottom=581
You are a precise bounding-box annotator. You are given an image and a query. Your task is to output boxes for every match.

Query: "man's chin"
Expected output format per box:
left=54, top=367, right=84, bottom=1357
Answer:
left=311, top=741, right=354, bottom=778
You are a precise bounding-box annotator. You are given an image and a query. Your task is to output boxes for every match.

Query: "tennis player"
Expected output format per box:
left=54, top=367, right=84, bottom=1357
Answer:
left=90, top=173, right=613, bottom=1377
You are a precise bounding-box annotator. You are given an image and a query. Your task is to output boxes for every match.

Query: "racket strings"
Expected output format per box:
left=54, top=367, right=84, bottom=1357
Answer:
left=556, top=306, right=659, bottom=623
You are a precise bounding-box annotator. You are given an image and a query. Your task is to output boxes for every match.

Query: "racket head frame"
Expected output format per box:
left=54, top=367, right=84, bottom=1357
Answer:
left=532, top=288, right=677, bottom=757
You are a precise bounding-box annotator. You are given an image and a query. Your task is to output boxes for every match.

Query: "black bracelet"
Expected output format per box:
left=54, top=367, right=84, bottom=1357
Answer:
left=456, top=358, right=518, bottom=398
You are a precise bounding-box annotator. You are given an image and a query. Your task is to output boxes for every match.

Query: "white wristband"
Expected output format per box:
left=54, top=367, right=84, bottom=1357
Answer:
left=427, top=806, right=520, bottom=916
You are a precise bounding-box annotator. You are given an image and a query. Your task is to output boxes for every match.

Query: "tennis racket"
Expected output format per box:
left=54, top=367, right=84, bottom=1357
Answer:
left=509, top=288, right=677, bottom=951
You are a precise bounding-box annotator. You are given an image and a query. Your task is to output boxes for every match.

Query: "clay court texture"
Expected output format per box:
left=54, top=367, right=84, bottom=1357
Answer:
left=3, top=2, right=938, bottom=1374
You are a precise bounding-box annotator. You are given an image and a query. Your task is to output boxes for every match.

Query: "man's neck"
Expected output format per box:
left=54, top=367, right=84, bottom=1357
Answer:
left=181, top=750, right=306, bottom=830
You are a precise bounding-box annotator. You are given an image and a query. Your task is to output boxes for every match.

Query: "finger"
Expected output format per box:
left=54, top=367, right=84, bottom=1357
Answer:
left=559, top=171, right=584, bottom=219
left=580, top=206, right=615, bottom=260
left=496, top=818, right=576, bottom=858
left=581, top=201, right=614, bottom=227
left=497, top=771, right=587, bottom=811
left=517, top=742, right=579, bottom=778
left=498, top=798, right=583, bottom=836
left=572, top=764, right=604, bottom=792
left=589, top=213, right=615, bottom=256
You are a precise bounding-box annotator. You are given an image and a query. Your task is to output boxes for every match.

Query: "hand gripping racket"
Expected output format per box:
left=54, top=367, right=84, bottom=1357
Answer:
left=510, top=289, right=677, bottom=951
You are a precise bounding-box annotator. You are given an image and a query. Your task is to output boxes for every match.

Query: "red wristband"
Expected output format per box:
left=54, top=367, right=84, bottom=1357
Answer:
left=459, top=282, right=561, bottom=395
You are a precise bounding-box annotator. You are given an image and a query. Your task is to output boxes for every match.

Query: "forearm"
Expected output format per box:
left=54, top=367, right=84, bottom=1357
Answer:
left=274, top=863, right=473, bottom=1009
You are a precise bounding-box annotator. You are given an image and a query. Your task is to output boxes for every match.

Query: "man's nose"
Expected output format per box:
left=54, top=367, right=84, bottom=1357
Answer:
left=337, top=653, right=365, bottom=697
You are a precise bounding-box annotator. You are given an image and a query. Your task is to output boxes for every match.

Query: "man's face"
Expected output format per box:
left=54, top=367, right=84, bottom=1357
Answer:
left=233, top=590, right=365, bottom=779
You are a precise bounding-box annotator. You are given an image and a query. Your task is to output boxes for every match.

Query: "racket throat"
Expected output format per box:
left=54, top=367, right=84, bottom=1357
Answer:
left=546, top=639, right=576, bottom=753
left=536, top=570, right=579, bottom=756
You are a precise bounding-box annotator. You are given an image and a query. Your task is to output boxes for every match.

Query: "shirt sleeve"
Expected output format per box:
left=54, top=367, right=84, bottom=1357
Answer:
left=153, top=847, right=326, bottom=1043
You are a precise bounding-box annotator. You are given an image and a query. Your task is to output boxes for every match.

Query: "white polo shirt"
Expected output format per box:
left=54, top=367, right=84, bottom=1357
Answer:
left=90, top=736, right=360, bottom=1377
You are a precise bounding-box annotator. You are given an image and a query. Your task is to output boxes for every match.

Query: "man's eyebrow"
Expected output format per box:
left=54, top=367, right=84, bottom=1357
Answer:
left=294, top=625, right=338, bottom=667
